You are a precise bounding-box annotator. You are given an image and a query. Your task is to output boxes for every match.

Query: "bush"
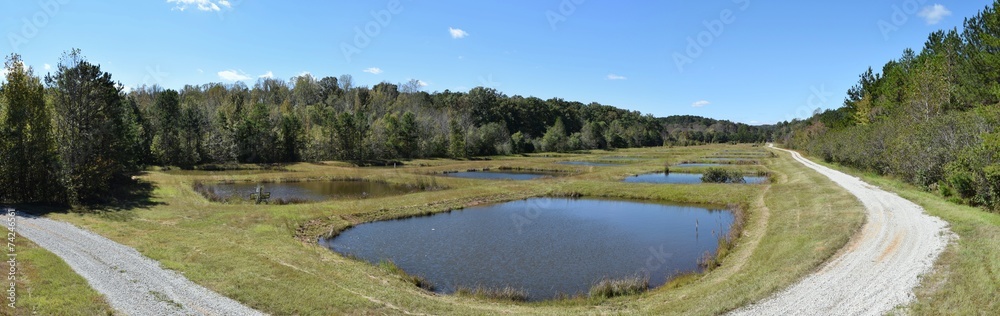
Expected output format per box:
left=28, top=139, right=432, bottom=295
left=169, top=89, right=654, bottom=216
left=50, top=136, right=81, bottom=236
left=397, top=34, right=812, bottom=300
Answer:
left=701, top=168, right=746, bottom=184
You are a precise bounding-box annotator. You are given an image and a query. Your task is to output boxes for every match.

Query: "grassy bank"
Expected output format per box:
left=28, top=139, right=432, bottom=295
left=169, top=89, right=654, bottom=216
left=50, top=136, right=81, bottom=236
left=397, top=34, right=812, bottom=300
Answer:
left=808, top=157, right=1000, bottom=315
left=23, top=144, right=865, bottom=314
left=0, top=234, right=114, bottom=315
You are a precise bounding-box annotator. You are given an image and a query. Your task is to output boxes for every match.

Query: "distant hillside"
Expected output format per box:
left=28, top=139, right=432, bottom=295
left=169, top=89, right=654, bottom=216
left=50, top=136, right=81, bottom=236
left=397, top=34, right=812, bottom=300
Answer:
left=658, top=115, right=772, bottom=145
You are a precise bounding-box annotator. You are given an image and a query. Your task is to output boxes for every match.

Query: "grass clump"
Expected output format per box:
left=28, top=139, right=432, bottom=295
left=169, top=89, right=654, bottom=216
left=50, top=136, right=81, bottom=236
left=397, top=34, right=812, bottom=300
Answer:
left=701, top=168, right=746, bottom=183
left=377, top=260, right=434, bottom=291
left=588, top=275, right=649, bottom=299
left=455, top=285, right=529, bottom=302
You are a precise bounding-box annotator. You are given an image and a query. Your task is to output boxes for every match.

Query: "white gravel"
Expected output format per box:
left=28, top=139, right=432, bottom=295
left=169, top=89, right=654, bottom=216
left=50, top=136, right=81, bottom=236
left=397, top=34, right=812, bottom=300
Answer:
left=730, top=146, right=953, bottom=315
left=15, top=213, right=265, bottom=316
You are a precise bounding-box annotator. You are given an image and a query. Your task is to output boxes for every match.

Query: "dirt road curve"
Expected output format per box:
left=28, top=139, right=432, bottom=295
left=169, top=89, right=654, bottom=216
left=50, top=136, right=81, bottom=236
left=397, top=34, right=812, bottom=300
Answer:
left=15, top=213, right=265, bottom=316
left=731, top=146, right=952, bottom=315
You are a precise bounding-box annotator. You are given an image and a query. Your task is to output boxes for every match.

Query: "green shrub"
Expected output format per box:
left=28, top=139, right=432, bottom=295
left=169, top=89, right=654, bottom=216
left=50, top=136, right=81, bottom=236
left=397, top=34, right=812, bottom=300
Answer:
left=947, top=171, right=977, bottom=199
left=701, top=168, right=746, bottom=183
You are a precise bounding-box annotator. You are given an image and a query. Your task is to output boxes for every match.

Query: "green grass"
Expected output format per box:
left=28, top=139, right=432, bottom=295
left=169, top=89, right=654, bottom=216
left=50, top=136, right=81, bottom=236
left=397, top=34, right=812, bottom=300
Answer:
left=588, top=275, right=649, bottom=299
left=456, top=285, right=530, bottom=302
left=24, top=144, right=868, bottom=314
left=808, top=156, right=1000, bottom=315
left=0, top=237, right=115, bottom=315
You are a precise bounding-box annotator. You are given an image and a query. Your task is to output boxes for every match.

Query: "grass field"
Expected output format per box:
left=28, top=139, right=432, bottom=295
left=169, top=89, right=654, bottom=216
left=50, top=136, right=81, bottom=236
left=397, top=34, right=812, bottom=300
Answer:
left=14, top=144, right=869, bottom=315
left=809, top=158, right=1000, bottom=315
left=0, top=233, right=114, bottom=316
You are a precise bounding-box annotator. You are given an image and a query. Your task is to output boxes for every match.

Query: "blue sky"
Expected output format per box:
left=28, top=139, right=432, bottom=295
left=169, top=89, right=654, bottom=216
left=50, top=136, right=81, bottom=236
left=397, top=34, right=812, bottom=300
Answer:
left=1, top=0, right=991, bottom=124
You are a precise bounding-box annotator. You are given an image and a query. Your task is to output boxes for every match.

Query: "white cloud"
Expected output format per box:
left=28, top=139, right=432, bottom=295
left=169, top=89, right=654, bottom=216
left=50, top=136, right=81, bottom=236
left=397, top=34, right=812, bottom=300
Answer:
left=217, top=69, right=250, bottom=81
left=416, top=80, right=429, bottom=87
left=449, top=27, right=469, bottom=39
left=606, top=73, right=627, bottom=80
left=297, top=71, right=311, bottom=77
left=692, top=100, right=711, bottom=108
left=166, top=0, right=231, bottom=12
left=918, top=4, right=952, bottom=25
left=197, top=68, right=204, bottom=74
left=363, top=67, right=383, bottom=74
left=43, top=63, right=51, bottom=70
left=259, top=71, right=274, bottom=79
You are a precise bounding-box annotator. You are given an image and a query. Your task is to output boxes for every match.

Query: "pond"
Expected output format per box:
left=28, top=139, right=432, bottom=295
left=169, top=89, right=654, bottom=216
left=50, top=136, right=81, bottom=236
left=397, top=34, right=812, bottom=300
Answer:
left=558, top=161, right=621, bottom=167
left=623, top=173, right=768, bottom=184
left=321, top=198, right=733, bottom=301
left=443, top=171, right=562, bottom=180
left=198, top=180, right=415, bottom=202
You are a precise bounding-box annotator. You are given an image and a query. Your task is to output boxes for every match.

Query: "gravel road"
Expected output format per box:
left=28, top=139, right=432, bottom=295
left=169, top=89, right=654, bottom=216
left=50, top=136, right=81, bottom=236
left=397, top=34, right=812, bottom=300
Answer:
left=15, top=213, right=265, bottom=316
left=730, top=146, right=952, bottom=315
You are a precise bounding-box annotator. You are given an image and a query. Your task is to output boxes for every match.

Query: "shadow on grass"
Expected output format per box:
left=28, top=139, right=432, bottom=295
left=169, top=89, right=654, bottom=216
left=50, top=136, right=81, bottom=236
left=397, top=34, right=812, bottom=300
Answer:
left=4, top=176, right=161, bottom=221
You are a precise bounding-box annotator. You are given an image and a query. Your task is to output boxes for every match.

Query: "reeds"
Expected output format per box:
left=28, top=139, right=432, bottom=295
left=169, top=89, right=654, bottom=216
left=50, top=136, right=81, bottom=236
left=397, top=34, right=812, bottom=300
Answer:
left=588, top=275, right=649, bottom=299
left=455, top=285, right=529, bottom=302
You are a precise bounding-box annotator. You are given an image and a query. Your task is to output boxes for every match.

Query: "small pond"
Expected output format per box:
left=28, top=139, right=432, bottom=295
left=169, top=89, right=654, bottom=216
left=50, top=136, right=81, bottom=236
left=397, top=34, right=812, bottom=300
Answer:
left=443, top=171, right=562, bottom=180
left=623, top=173, right=768, bottom=184
left=198, top=180, right=415, bottom=202
left=558, top=161, right=621, bottom=167
left=321, top=198, right=732, bottom=301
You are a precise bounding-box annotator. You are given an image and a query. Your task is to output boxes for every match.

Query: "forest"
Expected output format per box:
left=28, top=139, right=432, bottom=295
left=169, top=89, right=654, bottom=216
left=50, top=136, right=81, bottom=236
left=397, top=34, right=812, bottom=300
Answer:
left=0, top=49, right=770, bottom=205
left=776, top=3, right=1000, bottom=211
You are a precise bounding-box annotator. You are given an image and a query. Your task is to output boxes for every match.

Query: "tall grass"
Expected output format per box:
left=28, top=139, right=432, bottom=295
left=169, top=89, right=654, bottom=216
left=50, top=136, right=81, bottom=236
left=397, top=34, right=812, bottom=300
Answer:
left=455, top=285, right=529, bottom=302
left=700, top=203, right=747, bottom=271
left=588, top=275, right=649, bottom=299
left=377, top=260, right=434, bottom=291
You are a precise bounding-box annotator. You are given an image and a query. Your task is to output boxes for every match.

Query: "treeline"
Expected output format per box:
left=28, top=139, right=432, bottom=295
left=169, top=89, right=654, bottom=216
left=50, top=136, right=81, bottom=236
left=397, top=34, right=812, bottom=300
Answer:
left=124, top=75, right=668, bottom=167
left=0, top=49, right=684, bottom=205
left=0, top=48, right=778, bottom=205
left=777, top=2, right=1000, bottom=211
left=659, top=115, right=772, bottom=145
left=0, top=50, right=143, bottom=204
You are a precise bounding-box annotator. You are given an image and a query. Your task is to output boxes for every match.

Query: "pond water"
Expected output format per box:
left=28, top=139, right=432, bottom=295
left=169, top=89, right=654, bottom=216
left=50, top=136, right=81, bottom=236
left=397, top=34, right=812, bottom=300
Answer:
left=443, top=171, right=561, bottom=180
left=321, top=198, right=732, bottom=301
left=558, top=161, right=621, bottom=167
left=623, top=173, right=768, bottom=184
left=199, top=180, right=414, bottom=202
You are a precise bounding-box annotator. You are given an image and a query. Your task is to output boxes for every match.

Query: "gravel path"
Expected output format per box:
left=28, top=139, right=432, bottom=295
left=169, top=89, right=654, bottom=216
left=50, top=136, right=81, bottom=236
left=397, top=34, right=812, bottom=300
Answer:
left=15, top=213, right=265, bottom=316
left=731, top=146, right=953, bottom=315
